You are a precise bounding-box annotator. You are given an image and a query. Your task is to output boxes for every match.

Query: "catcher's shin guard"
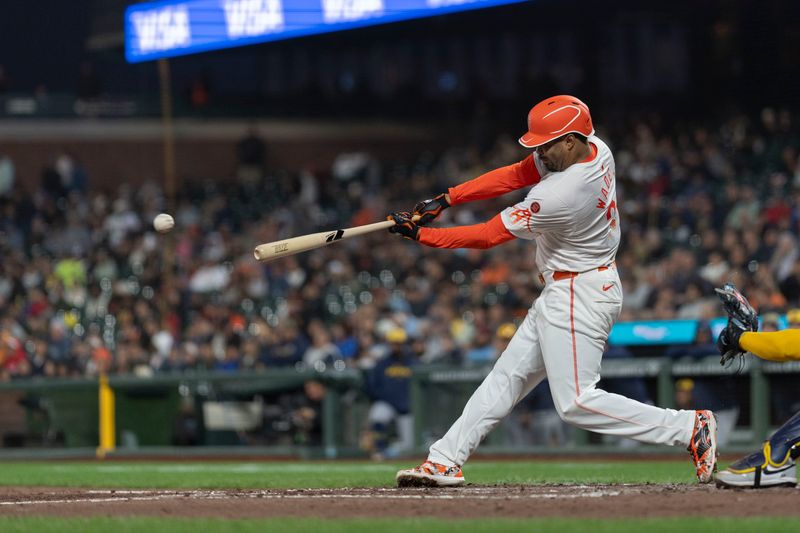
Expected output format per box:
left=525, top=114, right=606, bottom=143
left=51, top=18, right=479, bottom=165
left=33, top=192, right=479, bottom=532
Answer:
left=767, top=410, right=800, bottom=464
left=716, top=410, right=800, bottom=488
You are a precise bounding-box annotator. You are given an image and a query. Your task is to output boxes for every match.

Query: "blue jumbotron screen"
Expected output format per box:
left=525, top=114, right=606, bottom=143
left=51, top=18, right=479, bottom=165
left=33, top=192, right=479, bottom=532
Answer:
left=125, top=0, right=528, bottom=62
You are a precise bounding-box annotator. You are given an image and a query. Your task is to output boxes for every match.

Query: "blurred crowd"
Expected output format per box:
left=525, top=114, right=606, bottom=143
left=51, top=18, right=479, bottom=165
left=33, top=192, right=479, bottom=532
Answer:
left=0, top=107, right=799, bottom=383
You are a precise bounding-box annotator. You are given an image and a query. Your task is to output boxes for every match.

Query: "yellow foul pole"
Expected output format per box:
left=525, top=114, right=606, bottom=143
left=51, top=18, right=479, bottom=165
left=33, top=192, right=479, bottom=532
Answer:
left=97, top=373, right=116, bottom=458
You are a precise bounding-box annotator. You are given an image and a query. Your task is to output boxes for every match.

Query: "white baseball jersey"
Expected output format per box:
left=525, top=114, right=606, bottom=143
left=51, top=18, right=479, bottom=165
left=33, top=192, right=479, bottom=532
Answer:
left=425, top=133, right=698, bottom=472
left=499, top=135, right=620, bottom=274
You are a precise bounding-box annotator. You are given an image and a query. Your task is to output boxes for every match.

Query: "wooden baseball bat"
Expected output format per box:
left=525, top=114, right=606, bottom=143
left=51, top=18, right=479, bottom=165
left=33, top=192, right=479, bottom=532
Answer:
left=253, top=217, right=417, bottom=262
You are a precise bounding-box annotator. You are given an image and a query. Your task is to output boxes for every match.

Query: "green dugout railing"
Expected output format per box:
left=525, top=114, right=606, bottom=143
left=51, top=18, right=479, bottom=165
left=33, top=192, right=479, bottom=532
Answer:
left=0, top=369, right=364, bottom=457
left=0, top=358, right=796, bottom=457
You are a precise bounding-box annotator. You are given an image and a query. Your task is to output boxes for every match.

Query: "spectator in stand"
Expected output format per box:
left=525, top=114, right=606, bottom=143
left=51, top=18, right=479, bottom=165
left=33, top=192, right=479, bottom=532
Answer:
left=464, top=326, right=494, bottom=365
left=465, top=322, right=516, bottom=365
left=303, top=319, right=343, bottom=368
left=788, top=309, right=800, bottom=329
left=331, top=322, right=358, bottom=362
left=259, top=321, right=308, bottom=367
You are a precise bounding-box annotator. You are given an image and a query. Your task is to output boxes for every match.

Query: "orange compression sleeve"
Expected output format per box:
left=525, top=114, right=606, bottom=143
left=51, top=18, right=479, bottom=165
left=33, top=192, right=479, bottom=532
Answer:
left=447, top=155, right=541, bottom=206
left=418, top=213, right=515, bottom=249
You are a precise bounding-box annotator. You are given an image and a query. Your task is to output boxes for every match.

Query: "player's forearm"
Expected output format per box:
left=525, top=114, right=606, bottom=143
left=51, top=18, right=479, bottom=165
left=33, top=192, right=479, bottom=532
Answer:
left=739, top=330, right=800, bottom=362
left=448, top=160, right=539, bottom=206
left=417, top=214, right=514, bottom=249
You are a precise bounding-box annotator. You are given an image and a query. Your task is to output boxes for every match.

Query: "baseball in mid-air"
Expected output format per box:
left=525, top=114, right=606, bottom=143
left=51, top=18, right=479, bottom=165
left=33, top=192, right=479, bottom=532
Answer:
left=153, top=213, right=175, bottom=233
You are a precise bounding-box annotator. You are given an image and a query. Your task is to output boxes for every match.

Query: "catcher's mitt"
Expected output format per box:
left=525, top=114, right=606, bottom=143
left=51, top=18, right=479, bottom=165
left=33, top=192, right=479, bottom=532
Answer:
left=714, top=283, right=759, bottom=366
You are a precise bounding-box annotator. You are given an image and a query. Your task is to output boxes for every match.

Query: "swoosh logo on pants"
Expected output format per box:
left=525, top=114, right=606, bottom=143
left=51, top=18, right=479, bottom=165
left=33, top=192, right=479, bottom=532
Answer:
left=602, top=283, right=614, bottom=291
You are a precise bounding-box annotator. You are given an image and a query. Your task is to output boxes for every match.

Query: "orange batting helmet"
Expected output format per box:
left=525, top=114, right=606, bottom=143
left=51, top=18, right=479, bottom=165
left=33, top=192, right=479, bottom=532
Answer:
left=518, top=95, right=595, bottom=148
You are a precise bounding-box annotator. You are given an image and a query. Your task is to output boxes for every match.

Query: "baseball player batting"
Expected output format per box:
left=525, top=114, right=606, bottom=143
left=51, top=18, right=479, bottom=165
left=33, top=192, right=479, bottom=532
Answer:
left=388, top=95, right=718, bottom=487
left=713, top=284, right=800, bottom=488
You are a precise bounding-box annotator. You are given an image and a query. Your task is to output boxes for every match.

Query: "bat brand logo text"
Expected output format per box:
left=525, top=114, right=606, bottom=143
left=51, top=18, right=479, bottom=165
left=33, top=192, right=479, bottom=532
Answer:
left=326, top=230, right=345, bottom=242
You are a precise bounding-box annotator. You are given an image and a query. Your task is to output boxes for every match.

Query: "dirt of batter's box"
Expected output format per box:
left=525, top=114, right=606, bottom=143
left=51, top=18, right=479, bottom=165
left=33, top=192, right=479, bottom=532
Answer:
left=0, top=485, right=797, bottom=519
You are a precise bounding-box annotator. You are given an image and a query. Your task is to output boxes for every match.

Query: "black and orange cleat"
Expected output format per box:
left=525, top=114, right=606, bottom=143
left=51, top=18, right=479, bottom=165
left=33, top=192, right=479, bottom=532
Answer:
left=396, top=460, right=465, bottom=487
left=688, top=410, right=718, bottom=483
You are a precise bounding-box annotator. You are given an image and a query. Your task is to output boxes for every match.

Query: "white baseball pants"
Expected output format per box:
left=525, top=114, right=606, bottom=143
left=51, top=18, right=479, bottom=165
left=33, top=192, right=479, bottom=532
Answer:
left=428, top=265, right=696, bottom=467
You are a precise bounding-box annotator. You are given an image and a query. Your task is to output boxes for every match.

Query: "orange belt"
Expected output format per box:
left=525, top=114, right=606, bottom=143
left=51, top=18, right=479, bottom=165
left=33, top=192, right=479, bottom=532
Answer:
left=538, top=264, right=613, bottom=284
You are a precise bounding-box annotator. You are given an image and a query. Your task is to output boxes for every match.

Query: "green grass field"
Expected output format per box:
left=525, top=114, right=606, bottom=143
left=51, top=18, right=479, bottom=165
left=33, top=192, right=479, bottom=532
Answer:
left=0, top=460, right=796, bottom=532
left=0, top=459, right=697, bottom=488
